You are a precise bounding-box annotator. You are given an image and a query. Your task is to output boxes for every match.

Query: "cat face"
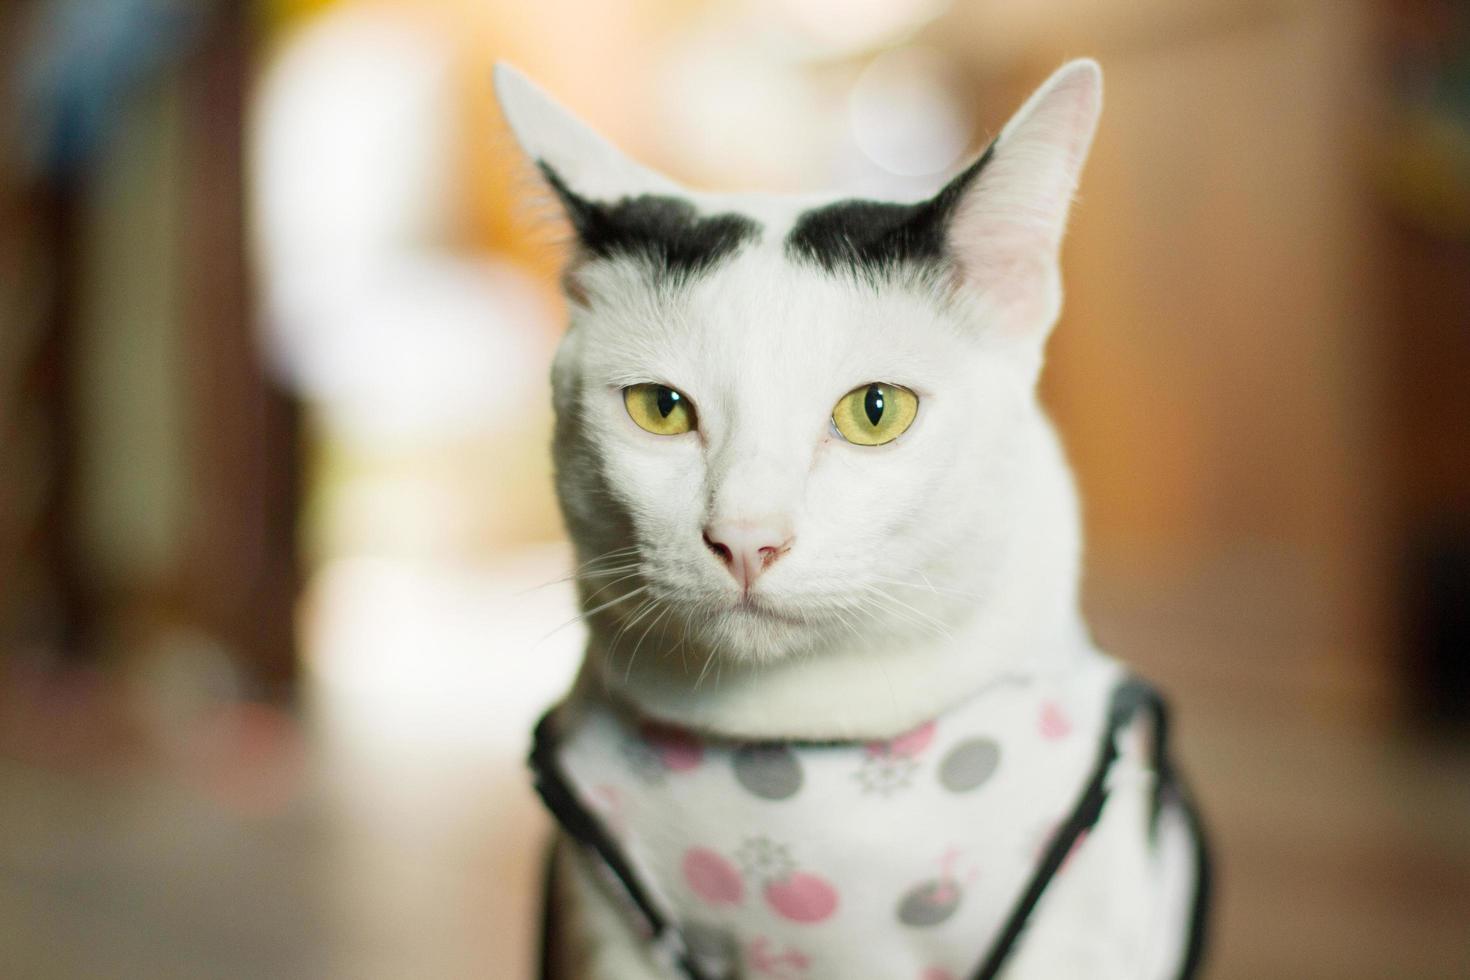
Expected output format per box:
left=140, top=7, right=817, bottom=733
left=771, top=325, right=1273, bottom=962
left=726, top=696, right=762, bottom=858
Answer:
left=498, top=62, right=1102, bottom=665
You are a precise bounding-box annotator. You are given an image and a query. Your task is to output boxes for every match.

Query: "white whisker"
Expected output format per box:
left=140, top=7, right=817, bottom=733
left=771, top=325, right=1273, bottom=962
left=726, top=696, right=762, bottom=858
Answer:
left=625, top=602, right=675, bottom=683
left=870, top=577, right=983, bottom=601
left=538, top=584, right=651, bottom=646
left=513, top=544, right=642, bottom=596
left=860, top=585, right=953, bottom=639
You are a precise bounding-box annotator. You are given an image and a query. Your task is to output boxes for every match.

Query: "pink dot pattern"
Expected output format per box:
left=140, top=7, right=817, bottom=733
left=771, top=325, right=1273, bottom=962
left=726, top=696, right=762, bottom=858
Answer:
left=555, top=655, right=1128, bottom=979
left=642, top=722, right=705, bottom=772
left=764, top=872, right=839, bottom=924
left=683, top=847, right=745, bottom=906
left=1039, top=701, right=1073, bottom=740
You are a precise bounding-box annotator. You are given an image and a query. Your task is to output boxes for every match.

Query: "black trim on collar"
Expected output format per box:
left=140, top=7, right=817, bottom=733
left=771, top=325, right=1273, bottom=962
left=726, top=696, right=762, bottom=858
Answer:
left=967, top=678, right=1212, bottom=980
left=530, top=675, right=1212, bottom=980
left=530, top=710, right=681, bottom=957
left=1172, top=768, right=1214, bottom=980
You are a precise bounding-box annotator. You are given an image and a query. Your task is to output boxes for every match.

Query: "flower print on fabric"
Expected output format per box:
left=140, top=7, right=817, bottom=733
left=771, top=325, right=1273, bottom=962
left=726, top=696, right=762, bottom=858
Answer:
left=547, top=651, right=1132, bottom=978
left=855, top=720, right=937, bottom=796
left=737, top=836, right=839, bottom=924
left=738, top=837, right=795, bottom=883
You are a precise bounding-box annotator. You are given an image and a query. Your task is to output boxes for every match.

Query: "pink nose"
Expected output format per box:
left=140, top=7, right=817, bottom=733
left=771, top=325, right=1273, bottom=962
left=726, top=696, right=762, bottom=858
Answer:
left=703, top=521, right=793, bottom=591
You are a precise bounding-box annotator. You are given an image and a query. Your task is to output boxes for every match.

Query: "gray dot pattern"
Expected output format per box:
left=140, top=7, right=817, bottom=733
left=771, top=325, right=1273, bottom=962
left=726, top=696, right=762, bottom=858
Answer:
left=733, top=744, right=804, bottom=800
left=938, top=737, right=1001, bottom=793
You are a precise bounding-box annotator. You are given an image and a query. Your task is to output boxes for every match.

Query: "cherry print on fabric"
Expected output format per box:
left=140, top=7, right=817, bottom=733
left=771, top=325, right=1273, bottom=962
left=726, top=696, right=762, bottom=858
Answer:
left=746, top=936, right=812, bottom=978
left=897, top=849, right=977, bottom=928
left=683, top=847, right=745, bottom=906
left=734, top=743, right=804, bottom=800
left=1039, top=701, right=1073, bottom=740
left=544, top=656, right=1146, bottom=977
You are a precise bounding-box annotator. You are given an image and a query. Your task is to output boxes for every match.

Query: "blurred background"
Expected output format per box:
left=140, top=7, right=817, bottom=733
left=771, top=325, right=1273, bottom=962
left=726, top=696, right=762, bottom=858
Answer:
left=1, top=0, right=1468, bottom=977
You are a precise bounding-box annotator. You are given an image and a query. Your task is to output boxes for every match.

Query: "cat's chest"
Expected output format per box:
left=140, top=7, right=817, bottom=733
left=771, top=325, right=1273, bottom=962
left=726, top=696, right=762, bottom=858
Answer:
left=541, top=655, right=1123, bottom=979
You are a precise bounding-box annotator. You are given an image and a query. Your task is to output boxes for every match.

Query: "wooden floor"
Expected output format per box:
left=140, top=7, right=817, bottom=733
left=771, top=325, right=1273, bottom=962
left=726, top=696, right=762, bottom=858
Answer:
left=1154, top=696, right=1470, bottom=979
left=2, top=547, right=1468, bottom=979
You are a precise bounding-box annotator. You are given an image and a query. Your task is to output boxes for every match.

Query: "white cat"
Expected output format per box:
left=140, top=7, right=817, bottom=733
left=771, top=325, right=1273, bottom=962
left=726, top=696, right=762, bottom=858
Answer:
left=497, top=60, right=1209, bottom=980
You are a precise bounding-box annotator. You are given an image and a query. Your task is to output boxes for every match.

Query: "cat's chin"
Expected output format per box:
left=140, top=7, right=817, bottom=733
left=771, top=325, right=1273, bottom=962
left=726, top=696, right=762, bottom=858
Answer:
left=684, top=595, right=823, bottom=664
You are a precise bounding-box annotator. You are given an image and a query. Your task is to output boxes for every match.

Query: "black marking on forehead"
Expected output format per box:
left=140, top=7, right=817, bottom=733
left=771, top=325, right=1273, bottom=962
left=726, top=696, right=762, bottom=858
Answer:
left=785, top=142, right=996, bottom=276
left=539, top=162, right=760, bottom=282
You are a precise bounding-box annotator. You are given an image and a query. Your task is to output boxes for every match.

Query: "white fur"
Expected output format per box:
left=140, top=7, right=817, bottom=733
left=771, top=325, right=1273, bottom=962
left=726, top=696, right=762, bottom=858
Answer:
left=499, top=61, right=1198, bottom=978
left=498, top=60, right=1100, bottom=739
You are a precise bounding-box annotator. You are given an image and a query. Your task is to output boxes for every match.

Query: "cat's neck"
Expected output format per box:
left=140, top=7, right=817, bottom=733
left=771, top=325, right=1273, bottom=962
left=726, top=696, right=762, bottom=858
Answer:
left=574, top=411, right=1094, bottom=742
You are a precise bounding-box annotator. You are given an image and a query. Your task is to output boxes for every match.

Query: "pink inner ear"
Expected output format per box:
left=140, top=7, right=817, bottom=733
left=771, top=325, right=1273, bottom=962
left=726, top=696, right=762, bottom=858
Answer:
left=944, top=63, right=1101, bottom=326
left=948, top=233, right=1055, bottom=318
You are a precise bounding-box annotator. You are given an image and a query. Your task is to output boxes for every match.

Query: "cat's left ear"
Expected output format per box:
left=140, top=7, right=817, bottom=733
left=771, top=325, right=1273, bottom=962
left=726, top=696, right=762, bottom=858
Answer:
left=494, top=63, right=684, bottom=217
left=945, top=59, right=1103, bottom=337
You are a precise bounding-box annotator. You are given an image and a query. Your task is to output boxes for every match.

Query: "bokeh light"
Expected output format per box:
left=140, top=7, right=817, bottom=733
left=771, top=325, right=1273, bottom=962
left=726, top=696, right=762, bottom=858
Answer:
left=849, top=46, right=971, bottom=178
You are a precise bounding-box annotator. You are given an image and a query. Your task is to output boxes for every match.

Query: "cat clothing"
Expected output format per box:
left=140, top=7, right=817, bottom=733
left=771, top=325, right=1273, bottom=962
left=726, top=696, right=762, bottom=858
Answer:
left=530, top=654, right=1210, bottom=980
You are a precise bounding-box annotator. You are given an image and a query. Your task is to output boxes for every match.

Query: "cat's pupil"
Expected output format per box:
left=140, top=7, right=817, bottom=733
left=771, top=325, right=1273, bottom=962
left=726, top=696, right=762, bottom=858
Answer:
left=864, top=385, right=885, bottom=426
left=656, top=387, right=680, bottom=418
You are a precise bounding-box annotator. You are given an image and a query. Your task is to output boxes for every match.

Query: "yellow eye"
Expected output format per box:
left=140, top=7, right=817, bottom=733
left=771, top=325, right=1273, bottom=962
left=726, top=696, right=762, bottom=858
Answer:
left=832, top=383, right=918, bottom=446
left=624, top=383, right=696, bottom=435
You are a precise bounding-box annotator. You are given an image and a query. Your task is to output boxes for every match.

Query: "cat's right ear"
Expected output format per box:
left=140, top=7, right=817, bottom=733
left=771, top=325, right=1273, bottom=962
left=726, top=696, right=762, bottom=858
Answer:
left=494, top=64, right=682, bottom=225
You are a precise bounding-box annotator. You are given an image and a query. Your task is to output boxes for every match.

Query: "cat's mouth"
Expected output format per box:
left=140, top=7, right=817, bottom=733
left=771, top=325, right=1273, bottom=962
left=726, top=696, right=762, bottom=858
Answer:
left=728, top=593, right=803, bottom=625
